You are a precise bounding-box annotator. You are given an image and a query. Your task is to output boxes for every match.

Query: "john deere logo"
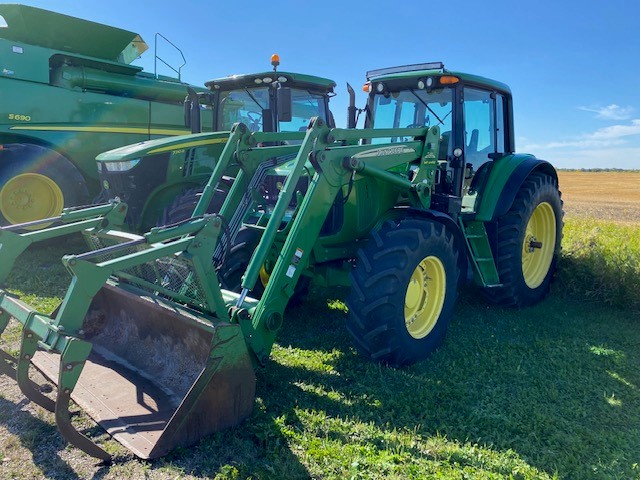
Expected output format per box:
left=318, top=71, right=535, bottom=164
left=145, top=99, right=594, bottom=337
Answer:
left=102, top=180, right=110, bottom=190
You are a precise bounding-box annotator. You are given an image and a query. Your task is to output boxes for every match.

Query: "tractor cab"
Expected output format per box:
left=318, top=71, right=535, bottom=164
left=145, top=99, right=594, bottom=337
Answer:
left=363, top=62, right=514, bottom=215
left=96, top=58, right=336, bottom=231
left=205, top=75, right=335, bottom=133
left=186, top=56, right=336, bottom=134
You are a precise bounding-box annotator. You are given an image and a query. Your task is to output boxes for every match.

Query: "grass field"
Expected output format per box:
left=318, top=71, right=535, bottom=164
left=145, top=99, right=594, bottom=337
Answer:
left=0, top=172, right=639, bottom=479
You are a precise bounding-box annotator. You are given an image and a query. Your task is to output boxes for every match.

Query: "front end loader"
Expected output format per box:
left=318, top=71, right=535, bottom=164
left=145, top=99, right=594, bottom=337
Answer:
left=0, top=63, right=562, bottom=461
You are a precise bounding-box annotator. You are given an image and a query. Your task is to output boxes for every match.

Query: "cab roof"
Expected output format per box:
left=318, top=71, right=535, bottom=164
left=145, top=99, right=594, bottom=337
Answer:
left=367, top=62, right=511, bottom=95
left=205, top=71, right=336, bottom=93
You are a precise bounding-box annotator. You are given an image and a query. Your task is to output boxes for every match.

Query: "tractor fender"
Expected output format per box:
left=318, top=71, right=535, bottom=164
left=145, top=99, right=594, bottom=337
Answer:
left=475, top=155, right=557, bottom=222
left=385, top=207, right=469, bottom=284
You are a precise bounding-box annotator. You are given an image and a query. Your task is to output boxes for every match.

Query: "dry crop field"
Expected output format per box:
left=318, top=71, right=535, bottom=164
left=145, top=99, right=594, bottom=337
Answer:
left=558, top=170, right=640, bottom=223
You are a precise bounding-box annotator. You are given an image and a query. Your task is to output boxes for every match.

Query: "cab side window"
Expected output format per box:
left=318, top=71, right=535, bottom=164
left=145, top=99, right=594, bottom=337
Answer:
left=463, top=88, right=506, bottom=169
left=278, top=90, right=328, bottom=132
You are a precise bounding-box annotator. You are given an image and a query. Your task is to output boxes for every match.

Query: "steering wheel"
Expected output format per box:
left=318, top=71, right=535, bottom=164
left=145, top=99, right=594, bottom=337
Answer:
left=246, top=111, right=262, bottom=132
left=398, top=123, right=428, bottom=142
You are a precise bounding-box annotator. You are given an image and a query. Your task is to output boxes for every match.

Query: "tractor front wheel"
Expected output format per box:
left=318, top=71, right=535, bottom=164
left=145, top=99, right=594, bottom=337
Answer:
left=218, top=226, right=264, bottom=295
left=484, top=172, right=563, bottom=306
left=347, top=219, right=460, bottom=367
left=158, top=179, right=232, bottom=226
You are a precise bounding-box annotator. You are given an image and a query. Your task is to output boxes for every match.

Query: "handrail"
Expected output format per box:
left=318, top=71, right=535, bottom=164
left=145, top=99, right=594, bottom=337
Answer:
left=154, top=33, right=186, bottom=81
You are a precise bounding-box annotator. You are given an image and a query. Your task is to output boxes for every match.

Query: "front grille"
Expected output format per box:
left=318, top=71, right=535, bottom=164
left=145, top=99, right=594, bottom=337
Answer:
left=99, top=152, right=171, bottom=227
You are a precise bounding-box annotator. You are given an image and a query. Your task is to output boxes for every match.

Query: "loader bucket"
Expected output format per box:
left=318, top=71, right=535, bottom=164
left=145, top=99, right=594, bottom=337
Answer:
left=30, top=284, right=256, bottom=459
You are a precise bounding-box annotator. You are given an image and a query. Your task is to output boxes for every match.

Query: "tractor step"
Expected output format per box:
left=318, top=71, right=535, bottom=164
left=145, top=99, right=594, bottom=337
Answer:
left=459, top=219, right=501, bottom=287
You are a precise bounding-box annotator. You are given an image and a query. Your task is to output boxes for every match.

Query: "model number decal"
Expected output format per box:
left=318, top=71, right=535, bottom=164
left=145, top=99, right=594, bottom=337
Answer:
left=353, top=146, right=415, bottom=159
left=8, top=113, right=31, bottom=122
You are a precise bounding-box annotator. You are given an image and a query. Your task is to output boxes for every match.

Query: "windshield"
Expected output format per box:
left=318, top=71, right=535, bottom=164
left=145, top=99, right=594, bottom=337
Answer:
left=279, top=89, right=327, bottom=132
left=218, top=87, right=269, bottom=132
left=370, top=87, right=453, bottom=146
left=217, top=87, right=328, bottom=132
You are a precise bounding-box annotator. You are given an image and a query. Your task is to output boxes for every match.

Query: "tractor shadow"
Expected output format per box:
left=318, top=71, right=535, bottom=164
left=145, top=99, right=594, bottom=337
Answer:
left=152, top=409, right=313, bottom=479
left=223, top=284, right=640, bottom=478
left=0, top=392, right=110, bottom=480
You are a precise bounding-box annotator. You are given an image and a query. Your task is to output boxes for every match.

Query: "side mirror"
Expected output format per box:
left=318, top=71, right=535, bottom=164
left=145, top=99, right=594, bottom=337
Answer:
left=277, top=87, right=292, bottom=123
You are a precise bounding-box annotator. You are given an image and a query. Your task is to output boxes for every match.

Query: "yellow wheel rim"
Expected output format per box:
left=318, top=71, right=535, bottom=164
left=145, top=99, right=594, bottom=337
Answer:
left=259, top=265, right=271, bottom=288
left=521, top=201, right=556, bottom=289
left=0, top=173, right=64, bottom=228
left=404, top=256, right=446, bottom=339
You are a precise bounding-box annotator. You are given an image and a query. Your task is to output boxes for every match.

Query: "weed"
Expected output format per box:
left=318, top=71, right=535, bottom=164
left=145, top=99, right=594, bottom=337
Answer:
left=558, top=218, right=640, bottom=312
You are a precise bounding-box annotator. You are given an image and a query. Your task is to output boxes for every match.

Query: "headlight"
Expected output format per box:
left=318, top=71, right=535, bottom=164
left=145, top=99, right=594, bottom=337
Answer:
left=102, top=158, right=141, bottom=172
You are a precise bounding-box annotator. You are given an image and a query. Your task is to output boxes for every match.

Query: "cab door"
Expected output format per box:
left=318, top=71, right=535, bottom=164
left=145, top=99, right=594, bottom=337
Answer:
left=461, top=87, right=507, bottom=212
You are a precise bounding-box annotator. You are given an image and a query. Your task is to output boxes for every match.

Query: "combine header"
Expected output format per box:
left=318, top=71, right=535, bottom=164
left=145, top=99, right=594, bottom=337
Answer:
left=0, top=63, right=562, bottom=461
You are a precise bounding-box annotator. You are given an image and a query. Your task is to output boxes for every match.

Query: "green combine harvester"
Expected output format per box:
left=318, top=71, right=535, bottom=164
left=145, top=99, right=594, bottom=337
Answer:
left=0, top=4, right=210, bottom=227
left=0, top=62, right=562, bottom=461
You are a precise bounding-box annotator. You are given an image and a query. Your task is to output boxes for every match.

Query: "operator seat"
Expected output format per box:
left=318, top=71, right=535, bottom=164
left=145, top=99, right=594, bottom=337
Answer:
left=439, top=132, right=451, bottom=160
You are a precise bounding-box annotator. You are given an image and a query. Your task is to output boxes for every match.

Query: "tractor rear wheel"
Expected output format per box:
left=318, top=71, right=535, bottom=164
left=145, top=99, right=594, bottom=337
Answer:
left=346, top=218, right=459, bottom=367
left=484, top=172, right=563, bottom=306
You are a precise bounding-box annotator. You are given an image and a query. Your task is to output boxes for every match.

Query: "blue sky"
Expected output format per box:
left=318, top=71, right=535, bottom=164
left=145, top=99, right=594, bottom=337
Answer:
left=15, top=0, right=640, bottom=169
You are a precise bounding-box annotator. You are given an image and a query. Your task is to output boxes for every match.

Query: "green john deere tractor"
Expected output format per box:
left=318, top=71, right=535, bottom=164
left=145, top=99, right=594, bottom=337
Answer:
left=97, top=58, right=336, bottom=232
left=0, top=62, right=562, bottom=461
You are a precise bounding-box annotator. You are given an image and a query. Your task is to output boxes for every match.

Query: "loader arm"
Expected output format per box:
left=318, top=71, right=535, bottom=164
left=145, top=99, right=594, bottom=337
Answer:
left=0, top=122, right=314, bottom=460
left=233, top=119, right=442, bottom=363
left=0, top=201, right=129, bottom=283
